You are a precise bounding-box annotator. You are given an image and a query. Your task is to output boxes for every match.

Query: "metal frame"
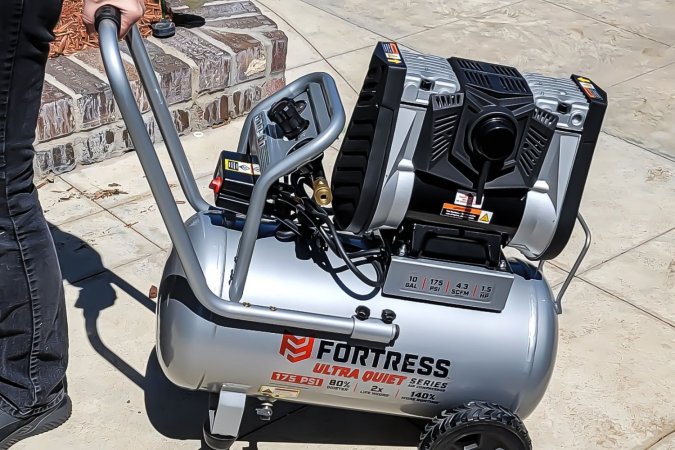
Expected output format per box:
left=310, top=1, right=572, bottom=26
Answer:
left=538, top=213, right=592, bottom=314
left=96, top=21, right=398, bottom=344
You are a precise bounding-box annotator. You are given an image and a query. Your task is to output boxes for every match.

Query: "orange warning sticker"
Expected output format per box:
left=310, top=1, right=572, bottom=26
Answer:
left=441, top=203, right=493, bottom=224
left=577, top=76, right=602, bottom=100
left=441, top=203, right=481, bottom=220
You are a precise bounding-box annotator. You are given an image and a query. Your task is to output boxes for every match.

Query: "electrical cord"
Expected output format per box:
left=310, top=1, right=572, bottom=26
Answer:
left=273, top=188, right=384, bottom=287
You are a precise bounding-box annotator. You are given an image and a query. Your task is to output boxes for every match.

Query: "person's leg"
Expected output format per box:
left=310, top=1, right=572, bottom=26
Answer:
left=0, top=0, right=69, bottom=431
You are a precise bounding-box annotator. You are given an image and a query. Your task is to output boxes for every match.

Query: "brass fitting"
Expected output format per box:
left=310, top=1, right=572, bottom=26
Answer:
left=312, top=177, right=333, bottom=206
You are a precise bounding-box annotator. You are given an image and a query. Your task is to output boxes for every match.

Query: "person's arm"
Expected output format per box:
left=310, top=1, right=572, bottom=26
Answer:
left=82, top=0, right=146, bottom=38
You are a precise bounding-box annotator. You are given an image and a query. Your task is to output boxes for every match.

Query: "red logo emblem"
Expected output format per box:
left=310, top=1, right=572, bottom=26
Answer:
left=279, top=334, right=315, bottom=363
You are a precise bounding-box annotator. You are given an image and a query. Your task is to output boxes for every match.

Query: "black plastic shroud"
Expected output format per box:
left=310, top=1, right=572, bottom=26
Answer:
left=331, top=43, right=407, bottom=234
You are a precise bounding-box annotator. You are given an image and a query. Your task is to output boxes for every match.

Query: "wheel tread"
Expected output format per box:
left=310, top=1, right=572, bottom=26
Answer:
left=418, top=401, right=532, bottom=450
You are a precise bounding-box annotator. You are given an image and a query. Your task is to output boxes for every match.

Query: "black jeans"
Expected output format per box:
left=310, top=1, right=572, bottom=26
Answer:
left=0, top=0, right=68, bottom=418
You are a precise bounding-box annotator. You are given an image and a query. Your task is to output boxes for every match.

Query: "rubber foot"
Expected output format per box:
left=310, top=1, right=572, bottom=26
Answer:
left=203, top=421, right=237, bottom=450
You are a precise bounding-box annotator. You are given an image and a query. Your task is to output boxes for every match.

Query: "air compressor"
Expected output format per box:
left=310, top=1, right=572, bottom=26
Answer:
left=95, top=6, right=606, bottom=449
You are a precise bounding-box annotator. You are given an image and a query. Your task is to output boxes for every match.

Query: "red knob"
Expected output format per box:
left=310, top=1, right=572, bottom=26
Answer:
left=209, top=176, right=223, bottom=194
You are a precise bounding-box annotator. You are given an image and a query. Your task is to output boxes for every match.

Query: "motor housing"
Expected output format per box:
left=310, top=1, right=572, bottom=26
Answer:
left=331, top=43, right=607, bottom=262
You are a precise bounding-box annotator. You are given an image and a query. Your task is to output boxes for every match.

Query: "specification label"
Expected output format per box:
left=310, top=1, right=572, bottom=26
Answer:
left=402, top=274, right=494, bottom=302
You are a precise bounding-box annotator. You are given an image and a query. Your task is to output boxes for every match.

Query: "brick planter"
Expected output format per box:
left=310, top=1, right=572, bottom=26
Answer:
left=35, top=0, right=287, bottom=179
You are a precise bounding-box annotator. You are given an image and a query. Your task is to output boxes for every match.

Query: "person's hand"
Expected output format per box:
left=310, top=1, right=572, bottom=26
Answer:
left=83, top=0, right=146, bottom=38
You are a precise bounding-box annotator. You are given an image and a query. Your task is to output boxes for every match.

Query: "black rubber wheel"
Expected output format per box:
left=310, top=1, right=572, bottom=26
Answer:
left=202, top=420, right=237, bottom=450
left=419, top=402, right=532, bottom=450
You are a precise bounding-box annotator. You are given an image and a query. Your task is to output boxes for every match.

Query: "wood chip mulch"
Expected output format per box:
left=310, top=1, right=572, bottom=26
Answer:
left=49, top=0, right=163, bottom=58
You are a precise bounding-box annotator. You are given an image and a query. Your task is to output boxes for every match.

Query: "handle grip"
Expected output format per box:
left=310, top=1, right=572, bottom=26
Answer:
left=94, top=5, right=122, bottom=33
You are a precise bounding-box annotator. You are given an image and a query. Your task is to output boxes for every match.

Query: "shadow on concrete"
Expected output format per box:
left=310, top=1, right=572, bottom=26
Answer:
left=50, top=224, right=209, bottom=443
left=51, top=223, right=423, bottom=449
left=237, top=404, right=424, bottom=449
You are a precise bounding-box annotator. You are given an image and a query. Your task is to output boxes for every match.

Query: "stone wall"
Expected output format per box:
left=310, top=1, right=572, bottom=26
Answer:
left=35, top=0, right=287, bottom=179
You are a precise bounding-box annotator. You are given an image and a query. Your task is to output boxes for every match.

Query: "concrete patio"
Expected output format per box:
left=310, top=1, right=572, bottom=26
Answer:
left=16, top=0, right=675, bottom=448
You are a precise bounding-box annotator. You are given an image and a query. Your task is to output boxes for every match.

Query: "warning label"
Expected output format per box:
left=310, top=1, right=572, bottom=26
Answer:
left=577, top=77, right=603, bottom=100
left=441, top=203, right=480, bottom=221
left=441, top=203, right=493, bottom=224
left=382, top=42, right=402, bottom=64
left=478, top=211, right=493, bottom=223
left=454, top=189, right=483, bottom=208
left=224, top=159, right=260, bottom=176
left=259, top=385, right=300, bottom=399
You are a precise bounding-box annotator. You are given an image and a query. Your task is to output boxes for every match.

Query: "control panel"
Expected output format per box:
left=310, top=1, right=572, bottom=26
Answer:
left=210, top=77, right=338, bottom=214
left=247, top=84, right=333, bottom=174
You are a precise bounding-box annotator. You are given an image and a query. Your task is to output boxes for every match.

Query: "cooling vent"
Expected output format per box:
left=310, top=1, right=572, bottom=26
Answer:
left=456, top=58, right=482, bottom=71
left=518, top=107, right=558, bottom=180
left=451, top=57, right=531, bottom=95
left=499, top=76, right=529, bottom=94
left=431, top=113, right=459, bottom=161
left=464, top=70, right=491, bottom=88
left=532, top=107, right=557, bottom=127
left=491, top=64, right=520, bottom=77
left=433, top=93, right=463, bottom=108
left=519, top=126, right=548, bottom=177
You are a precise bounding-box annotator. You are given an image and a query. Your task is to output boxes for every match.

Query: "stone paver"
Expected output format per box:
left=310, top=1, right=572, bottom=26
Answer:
left=548, top=0, right=675, bottom=46
left=551, top=133, right=675, bottom=273
left=53, top=210, right=159, bottom=283
left=162, top=27, right=232, bottom=93
left=37, top=81, right=76, bottom=142
left=650, top=432, right=675, bottom=450
left=326, top=46, right=374, bottom=91
left=582, top=229, right=675, bottom=327
left=399, top=0, right=675, bottom=87
left=72, top=47, right=152, bottom=113
left=109, top=176, right=213, bottom=250
left=35, top=1, right=288, bottom=179
left=60, top=148, right=175, bottom=209
left=300, top=0, right=518, bottom=39
left=60, top=121, right=245, bottom=209
left=257, top=0, right=385, bottom=58
left=15, top=0, right=675, bottom=448
left=46, top=57, right=116, bottom=130
left=39, top=177, right=104, bottom=226
left=256, top=4, right=323, bottom=69
left=527, top=280, right=675, bottom=449
left=606, top=62, right=675, bottom=161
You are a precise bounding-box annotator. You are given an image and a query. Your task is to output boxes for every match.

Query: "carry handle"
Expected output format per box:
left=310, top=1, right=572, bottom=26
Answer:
left=118, top=8, right=346, bottom=299
left=95, top=10, right=397, bottom=344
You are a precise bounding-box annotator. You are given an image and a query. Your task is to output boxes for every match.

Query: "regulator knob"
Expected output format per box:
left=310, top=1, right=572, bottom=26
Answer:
left=267, top=98, right=309, bottom=140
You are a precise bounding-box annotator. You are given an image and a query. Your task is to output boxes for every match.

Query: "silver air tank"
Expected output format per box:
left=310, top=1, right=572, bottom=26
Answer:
left=157, top=213, right=558, bottom=419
